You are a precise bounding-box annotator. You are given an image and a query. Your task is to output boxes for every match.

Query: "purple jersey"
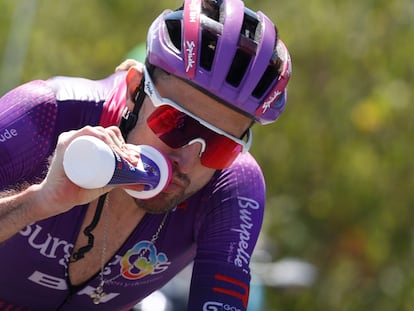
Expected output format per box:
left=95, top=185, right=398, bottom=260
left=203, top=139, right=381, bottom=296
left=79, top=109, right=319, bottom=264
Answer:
left=0, top=73, right=265, bottom=311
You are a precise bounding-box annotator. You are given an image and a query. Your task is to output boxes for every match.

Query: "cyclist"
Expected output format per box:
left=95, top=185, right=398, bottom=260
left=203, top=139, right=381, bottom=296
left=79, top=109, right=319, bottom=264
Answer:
left=0, top=0, right=291, bottom=310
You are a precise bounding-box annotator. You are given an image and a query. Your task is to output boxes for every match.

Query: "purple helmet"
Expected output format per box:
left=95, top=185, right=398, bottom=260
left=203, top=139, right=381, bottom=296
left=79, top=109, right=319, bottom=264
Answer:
left=146, top=0, right=292, bottom=124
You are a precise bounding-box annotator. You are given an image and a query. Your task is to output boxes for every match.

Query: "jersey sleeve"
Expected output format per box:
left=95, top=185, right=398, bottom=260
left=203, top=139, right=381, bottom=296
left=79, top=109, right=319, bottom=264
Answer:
left=0, top=80, right=57, bottom=189
left=188, top=153, right=266, bottom=311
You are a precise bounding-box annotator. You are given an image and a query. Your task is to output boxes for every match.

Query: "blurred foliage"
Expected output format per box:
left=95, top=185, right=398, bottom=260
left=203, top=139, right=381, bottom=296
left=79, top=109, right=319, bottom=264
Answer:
left=1, top=0, right=414, bottom=310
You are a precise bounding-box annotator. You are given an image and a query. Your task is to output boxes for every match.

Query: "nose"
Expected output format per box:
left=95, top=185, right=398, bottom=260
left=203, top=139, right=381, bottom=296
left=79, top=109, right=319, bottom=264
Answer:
left=168, top=139, right=205, bottom=173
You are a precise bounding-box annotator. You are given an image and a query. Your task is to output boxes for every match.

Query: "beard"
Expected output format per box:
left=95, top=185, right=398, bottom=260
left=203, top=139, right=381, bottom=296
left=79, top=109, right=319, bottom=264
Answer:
left=133, top=168, right=193, bottom=214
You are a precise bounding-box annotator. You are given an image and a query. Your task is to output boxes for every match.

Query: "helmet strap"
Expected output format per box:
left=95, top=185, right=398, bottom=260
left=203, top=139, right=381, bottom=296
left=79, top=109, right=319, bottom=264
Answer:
left=119, top=76, right=146, bottom=140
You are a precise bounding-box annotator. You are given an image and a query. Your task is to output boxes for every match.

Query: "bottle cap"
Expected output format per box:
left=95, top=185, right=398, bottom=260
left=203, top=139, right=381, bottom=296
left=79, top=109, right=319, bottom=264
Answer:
left=63, top=136, right=115, bottom=189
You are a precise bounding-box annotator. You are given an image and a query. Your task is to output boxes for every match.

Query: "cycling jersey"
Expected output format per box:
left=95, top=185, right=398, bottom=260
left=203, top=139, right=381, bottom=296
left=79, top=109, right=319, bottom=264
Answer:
left=0, top=72, right=265, bottom=311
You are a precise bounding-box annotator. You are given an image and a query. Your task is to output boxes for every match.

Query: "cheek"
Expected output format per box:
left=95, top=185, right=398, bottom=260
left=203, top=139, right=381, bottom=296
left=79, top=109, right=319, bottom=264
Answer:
left=186, top=168, right=216, bottom=195
left=125, top=99, right=157, bottom=143
left=126, top=122, right=148, bottom=145
left=126, top=113, right=159, bottom=146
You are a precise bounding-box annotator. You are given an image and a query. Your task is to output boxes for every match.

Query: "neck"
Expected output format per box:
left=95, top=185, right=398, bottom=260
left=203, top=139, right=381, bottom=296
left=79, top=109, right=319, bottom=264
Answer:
left=106, top=188, right=146, bottom=220
left=68, top=189, right=146, bottom=286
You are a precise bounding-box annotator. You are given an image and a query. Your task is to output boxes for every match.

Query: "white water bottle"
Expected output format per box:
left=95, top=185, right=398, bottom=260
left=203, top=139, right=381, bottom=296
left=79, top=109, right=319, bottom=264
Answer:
left=63, top=135, right=172, bottom=199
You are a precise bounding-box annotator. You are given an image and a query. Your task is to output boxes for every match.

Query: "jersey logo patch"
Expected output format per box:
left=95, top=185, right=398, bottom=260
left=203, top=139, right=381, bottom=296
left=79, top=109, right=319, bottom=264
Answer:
left=120, top=240, right=170, bottom=280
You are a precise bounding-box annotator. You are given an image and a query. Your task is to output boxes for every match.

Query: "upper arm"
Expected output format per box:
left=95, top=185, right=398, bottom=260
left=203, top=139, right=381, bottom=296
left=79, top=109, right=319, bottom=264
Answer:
left=0, top=80, right=57, bottom=189
left=188, top=153, right=266, bottom=310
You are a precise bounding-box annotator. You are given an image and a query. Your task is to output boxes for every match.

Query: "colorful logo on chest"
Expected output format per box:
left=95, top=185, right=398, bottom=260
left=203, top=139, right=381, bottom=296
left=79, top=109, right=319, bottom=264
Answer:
left=120, top=240, right=170, bottom=280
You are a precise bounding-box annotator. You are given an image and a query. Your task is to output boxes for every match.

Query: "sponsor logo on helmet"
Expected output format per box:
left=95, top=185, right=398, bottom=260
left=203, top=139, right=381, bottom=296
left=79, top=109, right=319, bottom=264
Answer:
left=187, top=0, right=200, bottom=23
left=261, top=89, right=282, bottom=114
left=185, top=41, right=196, bottom=73
left=255, top=40, right=292, bottom=119
left=184, top=0, right=201, bottom=78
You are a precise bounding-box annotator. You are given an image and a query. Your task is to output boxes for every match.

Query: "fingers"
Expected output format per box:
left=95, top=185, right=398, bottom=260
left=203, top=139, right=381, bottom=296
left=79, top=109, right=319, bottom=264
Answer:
left=58, top=125, right=140, bottom=172
left=58, top=125, right=122, bottom=150
left=36, top=125, right=143, bottom=217
left=68, top=125, right=124, bottom=144
left=115, top=59, right=143, bottom=72
left=102, top=126, right=141, bottom=165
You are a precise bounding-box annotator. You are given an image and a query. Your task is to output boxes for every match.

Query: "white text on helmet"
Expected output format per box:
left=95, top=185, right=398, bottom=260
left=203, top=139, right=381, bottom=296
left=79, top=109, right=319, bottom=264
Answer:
left=188, top=0, right=199, bottom=23
left=185, top=41, right=196, bottom=73
left=261, top=90, right=282, bottom=113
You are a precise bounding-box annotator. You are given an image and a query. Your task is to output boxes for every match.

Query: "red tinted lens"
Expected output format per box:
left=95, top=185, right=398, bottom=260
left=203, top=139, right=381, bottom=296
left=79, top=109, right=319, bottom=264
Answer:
left=147, top=106, right=241, bottom=169
left=200, top=136, right=242, bottom=169
left=147, top=106, right=196, bottom=148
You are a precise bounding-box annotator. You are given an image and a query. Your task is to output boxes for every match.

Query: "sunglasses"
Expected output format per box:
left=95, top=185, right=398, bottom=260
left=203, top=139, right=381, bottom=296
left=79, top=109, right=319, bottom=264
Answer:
left=143, top=66, right=252, bottom=169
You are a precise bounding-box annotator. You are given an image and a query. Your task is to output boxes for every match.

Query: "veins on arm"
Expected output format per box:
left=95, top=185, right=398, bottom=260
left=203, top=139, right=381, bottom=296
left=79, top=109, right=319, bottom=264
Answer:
left=0, top=183, right=43, bottom=243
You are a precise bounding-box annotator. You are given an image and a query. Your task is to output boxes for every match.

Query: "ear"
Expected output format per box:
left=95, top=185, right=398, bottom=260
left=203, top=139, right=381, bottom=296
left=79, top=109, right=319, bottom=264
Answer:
left=126, top=65, right=144, bottom=104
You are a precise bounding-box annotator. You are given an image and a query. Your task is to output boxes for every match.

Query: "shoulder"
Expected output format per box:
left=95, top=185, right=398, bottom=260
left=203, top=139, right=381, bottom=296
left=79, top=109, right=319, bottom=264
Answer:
left=46, top=71, right=126, bottom=103
left=226, top=151, right=265, bottom=178
left=189, top=152, right=266, bottom=219
left=213, top=152, right=266, bottom=197
left=0, top=80, right=59, bottom=187
left=1, top=79, right=55, bottom=107
left=0, top=80, right=58, bottom=125
left=188, top=153, right=266, bottom=267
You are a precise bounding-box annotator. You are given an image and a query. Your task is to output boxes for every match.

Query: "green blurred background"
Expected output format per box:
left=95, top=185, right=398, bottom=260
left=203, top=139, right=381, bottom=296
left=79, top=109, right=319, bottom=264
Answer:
left=1, top=0, right=413, bottom=310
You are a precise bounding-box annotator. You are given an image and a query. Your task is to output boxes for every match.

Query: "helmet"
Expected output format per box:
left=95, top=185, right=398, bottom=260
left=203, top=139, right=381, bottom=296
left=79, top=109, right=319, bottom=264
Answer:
left=146, top=0, right=292, bottom=124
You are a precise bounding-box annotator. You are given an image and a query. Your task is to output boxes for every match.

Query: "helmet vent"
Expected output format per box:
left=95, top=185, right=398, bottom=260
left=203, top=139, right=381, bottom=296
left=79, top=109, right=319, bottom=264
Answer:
left=226, top=49, right=251, bottom=87
left=165, top=16, right=182, bottom=51
left=225, top=9, right=260, bottom=87
left=241, top=9, right=259, bottom=41
left=252, top=38, right=283, bottom=98
left=200, top=30, right=217, bottom=71
left=202, top=0, right=222, bottom=21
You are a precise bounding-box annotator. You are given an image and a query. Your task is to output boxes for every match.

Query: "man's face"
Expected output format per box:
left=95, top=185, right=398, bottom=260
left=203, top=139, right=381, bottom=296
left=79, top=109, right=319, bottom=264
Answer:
left=126, top=70, right=252, bottom=214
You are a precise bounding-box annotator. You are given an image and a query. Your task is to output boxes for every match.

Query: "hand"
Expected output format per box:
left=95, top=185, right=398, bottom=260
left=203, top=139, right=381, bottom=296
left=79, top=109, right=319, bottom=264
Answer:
left=35, top=125, right=141, bottom=217
left=115, top=59, right=143, bottom=72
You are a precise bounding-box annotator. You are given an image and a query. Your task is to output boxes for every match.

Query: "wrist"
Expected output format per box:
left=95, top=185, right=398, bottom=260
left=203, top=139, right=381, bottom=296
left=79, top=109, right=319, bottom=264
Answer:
left=19, top=184, right=51, bottom=221
left=27, top=183, right=73, bottom=220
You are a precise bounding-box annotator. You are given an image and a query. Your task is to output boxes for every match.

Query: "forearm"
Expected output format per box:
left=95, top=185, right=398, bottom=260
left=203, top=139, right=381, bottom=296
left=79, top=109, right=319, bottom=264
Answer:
left=0, top=126, right=128, bottom=243
left=0, top=184, right=47, bottom=243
